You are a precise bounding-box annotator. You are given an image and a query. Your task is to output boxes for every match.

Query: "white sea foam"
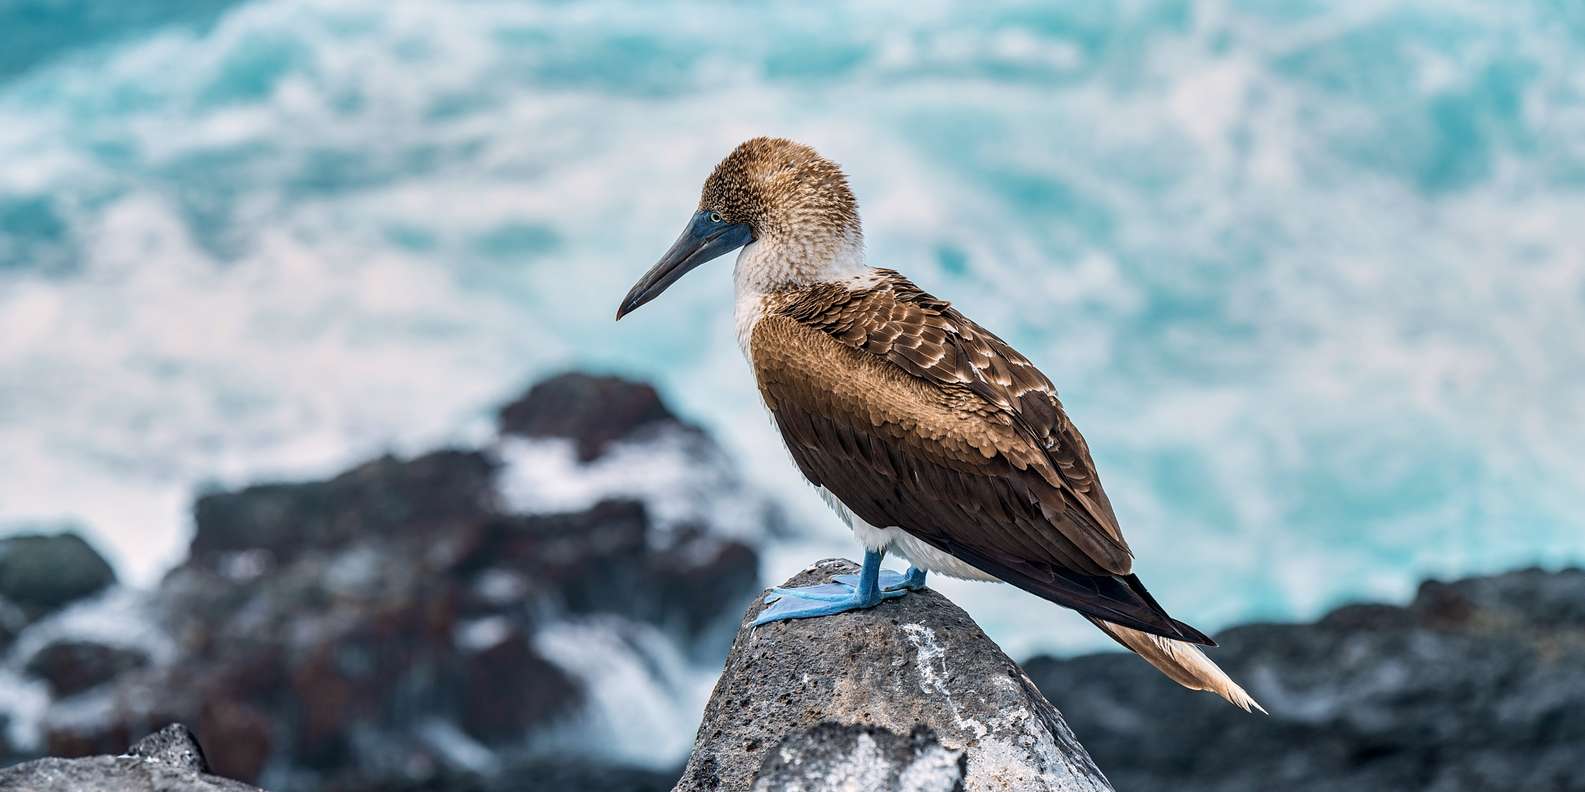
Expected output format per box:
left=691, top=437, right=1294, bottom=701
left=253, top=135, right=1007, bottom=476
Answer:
left=0, top=587, right=173, bottom=751
left=0, top=669, right=51, bottom=751
left=531, top=616, right=715, bottom=767
left=6, top=587, right=176, bottom=669
left=495, top=430, right=770, bottom=545
left=416, top=718, right=502, bottom=776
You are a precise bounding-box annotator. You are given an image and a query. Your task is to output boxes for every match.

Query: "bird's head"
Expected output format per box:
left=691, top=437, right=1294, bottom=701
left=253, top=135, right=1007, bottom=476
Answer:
left=617, top=137, right=863, bottom=319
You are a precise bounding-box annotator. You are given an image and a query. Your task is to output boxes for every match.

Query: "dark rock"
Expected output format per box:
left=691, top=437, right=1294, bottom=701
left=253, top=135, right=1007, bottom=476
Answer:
left=0, top=532, right=116, bottom=616
left=498, top=761, right=680, bottom=792
left=752, top=723, right=965, bottom=792
left=1024, top=566, right=1585, bottom=792
left=496, top=372, right=699, bottom=462
left=456, top=621, right=580, bottom=742
left=0, top=724, right=262, bottom=791
left=137, top=446, right=749, bottom=787
left=1409, top=566, right=1585, bottom=631
left=194, top=698, right=273, bottom=784
left=674, top=559, right=1113, bottom=792
left=459, top=500, right=758, bottom=650
left=189, top=449, right=497, bottom=567
left=0, top=598, right=27, bottom=652
left=327, top=761, right=682, bottom=792
left=127, top=723, right=209, bottom=772
left=24, top=639, right=150, bottom=696
left=9, top=373, right=765, bottom=792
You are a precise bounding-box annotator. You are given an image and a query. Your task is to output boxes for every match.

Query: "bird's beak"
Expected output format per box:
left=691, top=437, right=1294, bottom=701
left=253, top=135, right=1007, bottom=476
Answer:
left=616, top=210, right=754, bottom=320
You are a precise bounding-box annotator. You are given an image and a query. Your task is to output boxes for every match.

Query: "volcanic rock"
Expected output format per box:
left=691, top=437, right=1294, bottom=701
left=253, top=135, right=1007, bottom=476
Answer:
left=674, top=559, right=1113, bottom=792
left=1024, top=566, right=1585, bottom=792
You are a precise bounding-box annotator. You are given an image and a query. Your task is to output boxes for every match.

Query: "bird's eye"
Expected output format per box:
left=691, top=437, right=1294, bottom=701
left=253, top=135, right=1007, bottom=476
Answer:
left=709, top=212, right=723, bottom=223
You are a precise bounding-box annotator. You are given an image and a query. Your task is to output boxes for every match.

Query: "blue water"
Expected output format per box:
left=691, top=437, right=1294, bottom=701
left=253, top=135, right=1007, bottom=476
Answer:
left=2, top=0, right=1583, bottom=657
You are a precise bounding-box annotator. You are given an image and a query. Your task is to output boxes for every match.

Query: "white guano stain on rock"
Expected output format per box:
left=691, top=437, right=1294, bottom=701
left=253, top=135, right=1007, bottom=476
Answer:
left=899, top=623, right=1108, bottom=792
left=902, top=623, right=988, bottom=741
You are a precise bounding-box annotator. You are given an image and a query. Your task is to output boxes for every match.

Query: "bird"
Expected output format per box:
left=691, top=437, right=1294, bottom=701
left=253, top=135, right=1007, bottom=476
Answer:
left=616, top=136, right=1262, bottom=712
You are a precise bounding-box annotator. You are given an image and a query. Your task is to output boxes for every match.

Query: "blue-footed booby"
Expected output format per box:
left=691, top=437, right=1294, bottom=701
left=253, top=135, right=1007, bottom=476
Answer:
left=616, top=137, right=1262, bottom=711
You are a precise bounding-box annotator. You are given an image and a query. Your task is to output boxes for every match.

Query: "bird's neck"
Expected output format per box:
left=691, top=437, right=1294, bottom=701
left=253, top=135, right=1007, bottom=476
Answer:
left=732, top=228, right=872, bottom=359
left=732, top=229, right=868, bottom=297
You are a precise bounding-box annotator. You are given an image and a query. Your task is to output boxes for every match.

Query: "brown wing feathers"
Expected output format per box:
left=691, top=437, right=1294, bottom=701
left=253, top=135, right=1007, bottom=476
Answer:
left=778, top=271, right=1134, bottom=571
left=755, top=270, right=1210, bottom=645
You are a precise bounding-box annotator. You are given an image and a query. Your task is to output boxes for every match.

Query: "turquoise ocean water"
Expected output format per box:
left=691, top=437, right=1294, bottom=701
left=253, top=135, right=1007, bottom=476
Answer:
left=2, top=0, right=1583, bottom=657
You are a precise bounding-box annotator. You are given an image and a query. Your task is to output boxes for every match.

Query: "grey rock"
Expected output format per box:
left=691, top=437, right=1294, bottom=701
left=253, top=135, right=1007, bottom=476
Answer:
left=0, top=725, right=260, bottom=792
left=753, top=723, right=965, bottom=792
left=127, top=723, right=209, bottom=773
left=1024, top=566, right=1585, bottom=792
left=0, top=757, right=263, bottom=792
left=674, top=559, right=1113, bottom=792
left=0, top=532, right=116, bottom=616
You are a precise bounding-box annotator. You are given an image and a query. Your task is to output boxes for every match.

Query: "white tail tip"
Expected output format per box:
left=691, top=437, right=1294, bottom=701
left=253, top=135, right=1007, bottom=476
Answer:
left=1087, top=617, right=1266, bottom=714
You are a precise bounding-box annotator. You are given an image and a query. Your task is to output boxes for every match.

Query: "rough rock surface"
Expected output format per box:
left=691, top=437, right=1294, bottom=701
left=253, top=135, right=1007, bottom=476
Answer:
left=752, top=723, right=965, bottom=792
left=126, top=724, right=210, bottom=771
left=0, top=724, right=260, bottom=792
left=1025, top=566, right=1585, bottom=792
left=675, top=559, right=1113, bottom=792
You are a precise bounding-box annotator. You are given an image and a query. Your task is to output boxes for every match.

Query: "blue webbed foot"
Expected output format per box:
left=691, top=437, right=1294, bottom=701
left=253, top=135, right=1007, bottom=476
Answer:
left=754, top=551, right=916, bottom=627
left=833, top=566, right=927, bottom=592
left=763, top=582, right=854, bottom=604
left=753, top=581, right=905, bottom=626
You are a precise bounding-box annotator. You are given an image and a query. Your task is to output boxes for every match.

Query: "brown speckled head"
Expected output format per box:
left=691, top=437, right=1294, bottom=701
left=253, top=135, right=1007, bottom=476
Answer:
left=617, top=137, right=866, bottom=320
left=699, top=137, right=862, bottom=250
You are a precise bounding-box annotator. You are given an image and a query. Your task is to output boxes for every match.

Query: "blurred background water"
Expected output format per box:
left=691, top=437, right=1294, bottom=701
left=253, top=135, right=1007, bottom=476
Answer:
left=2, top=0, right=1583, bottom=664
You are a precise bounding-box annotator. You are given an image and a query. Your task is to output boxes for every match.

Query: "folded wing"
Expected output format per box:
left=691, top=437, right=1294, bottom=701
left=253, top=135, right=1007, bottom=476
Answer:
left=751, top=271, right=1210, bottom=644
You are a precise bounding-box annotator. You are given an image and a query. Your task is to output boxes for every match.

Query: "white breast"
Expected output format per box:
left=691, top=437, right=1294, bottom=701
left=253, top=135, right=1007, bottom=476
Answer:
left=731, top=242, right=775, bottom=358
left=733, top=287, right=766, bottom=359
left=731, top=235, right=879, bottom=360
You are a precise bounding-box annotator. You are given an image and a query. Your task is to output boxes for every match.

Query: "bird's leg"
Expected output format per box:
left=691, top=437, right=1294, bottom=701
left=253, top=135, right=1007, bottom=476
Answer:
left=766, top=550, right=917, bottom=602
left=891, top=566, right=928, bottom=592
left=753, top=550, right=906, bottom=626
left=832, top=564, right=926, bottom=592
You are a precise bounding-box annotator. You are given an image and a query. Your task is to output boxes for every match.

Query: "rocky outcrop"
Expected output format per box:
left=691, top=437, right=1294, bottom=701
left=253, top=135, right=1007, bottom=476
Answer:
left=497, top=371, right=704, bottom=463
left=0, top=373, right=767, bottom=792
left=187, top=449, right=498, bottom=566
left=1024, top=566, right=1585, bottom=792
left=0, top=531, right=116, bottom=621
left=675, top=559, right=1113, bottom=792
left=24, top=638, right=150, bottom=696
left=0, top=724, right=263, bottom=792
